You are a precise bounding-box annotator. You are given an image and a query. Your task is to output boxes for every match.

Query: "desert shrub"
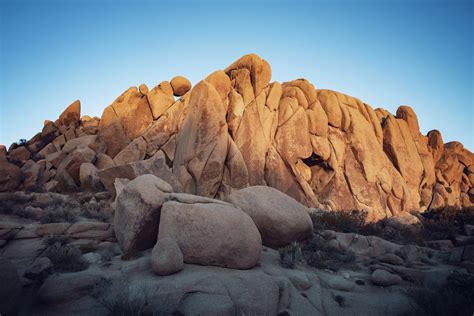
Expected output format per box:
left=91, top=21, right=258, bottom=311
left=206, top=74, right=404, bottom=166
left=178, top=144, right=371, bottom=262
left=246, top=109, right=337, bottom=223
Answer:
left=302, top=234, right=355, bottom=271
left=311, top=209, right=368, bottom=233
left=43, top=239, right=89, bottom=272
left=419, top=206, right=474, bottom=242
left=333, top=294, right=345, bottom=307
left=403, top=272, right=474, bottom=316
left=309, top=207, right=474, bottom=246
left=79, top=201, right=110, bottom=222
left=98, top=247, right=116, bottom=263
left=12, top=206, right=39, bottom=219
left=42, top=234, right=72, bottom=247
left=0, top=193, right=33, bottom=215
left=279, top=242, right=303, bottom=269
left=93, top=277, right=150, bottom=316
left=40, top=207, right=77, bottom=223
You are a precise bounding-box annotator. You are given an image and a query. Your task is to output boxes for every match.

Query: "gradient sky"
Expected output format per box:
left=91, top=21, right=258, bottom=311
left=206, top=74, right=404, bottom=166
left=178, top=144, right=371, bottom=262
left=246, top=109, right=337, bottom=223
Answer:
left=1, top=0, right=473, bottom=150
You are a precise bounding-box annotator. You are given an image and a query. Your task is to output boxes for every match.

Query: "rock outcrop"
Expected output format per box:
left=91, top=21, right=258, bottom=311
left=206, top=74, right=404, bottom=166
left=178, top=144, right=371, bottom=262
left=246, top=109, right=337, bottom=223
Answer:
left=1, top=53, right=472, bottom=220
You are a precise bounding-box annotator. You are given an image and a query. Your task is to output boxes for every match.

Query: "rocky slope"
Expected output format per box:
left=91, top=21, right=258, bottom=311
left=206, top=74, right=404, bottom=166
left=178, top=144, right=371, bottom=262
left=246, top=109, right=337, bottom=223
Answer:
left=1, top=53, right=472, bottom=220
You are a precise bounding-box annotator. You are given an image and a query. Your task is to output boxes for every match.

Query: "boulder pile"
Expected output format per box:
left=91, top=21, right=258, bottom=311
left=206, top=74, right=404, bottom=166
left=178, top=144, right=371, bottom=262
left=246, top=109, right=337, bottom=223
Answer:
left=113, top=174, right=313, bottom=272
left=0, top=54, right=472, bottom=220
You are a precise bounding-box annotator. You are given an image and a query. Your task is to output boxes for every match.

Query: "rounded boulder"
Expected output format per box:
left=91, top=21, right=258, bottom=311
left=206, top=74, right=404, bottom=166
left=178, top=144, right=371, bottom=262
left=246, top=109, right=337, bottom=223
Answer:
left=157, top=198, right=262, bottom=269
left=170, top=76, right=192, bottom=96
left=227, top=186, right=313, bottom=248
left=151, top=237, right=184, bottom=276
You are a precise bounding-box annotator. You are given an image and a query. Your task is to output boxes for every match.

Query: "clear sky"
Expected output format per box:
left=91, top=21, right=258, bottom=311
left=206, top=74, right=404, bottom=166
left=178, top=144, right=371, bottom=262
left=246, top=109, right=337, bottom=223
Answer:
left=1, top=0, right=472, bottom=150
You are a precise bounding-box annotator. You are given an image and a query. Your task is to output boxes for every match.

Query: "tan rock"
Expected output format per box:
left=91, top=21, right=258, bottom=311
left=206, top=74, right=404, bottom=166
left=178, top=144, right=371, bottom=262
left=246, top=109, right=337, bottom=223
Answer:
left=317, top=90, right=342, bottom=128
left=151, top=237, right=184, bottom=276
left=306, top=101, right=328, bottom=136
left=114, top=175, right=172, bottom=255
left=94, top=153, right=115, bottom=170
left=113, top=137, right=147, bottom=165
left=79, top=162, right=102, bottom=190
left=170, top=76, right=192, bottom=97
left=225, top=53, right=271, bottom=96
left=139, top=83, right=149, bottom=95
left=56, top=146, right=96, bottom=187
left=147, top=81, right=175, bottom=119
left=9, top=146, right=31, bottom=164
left=227, top=186, right=313, bottom=248
left=427, top=129, right=444, bottom=163
left=173, top=81, right=228, bottom=197
left=275, top=106, right=312, bottom=164
left=52, top=134, right=66, bottom=151
left=0, top=160, right=22, bottom=192
left=61, top=135, right=100, bottom=154
left=158, top=199, right=261, bottom=269
left=98, top=151, right=181, bottom=196
left=99, top=87, right=153, bottom=139
left=45, top=151, right=66, bottom=169
left=396, top=106, right=420, bottom=139
left=145, top=133, right=170, bottom=157
left=57, top=100, right=81, bottom=127
left=205, top=70, right=232, bottom=103
left=21, top=160, right=46, bottom=191
left=234, top=92, right=273, bottom=185
left=96, top=121, right=129, bottom=158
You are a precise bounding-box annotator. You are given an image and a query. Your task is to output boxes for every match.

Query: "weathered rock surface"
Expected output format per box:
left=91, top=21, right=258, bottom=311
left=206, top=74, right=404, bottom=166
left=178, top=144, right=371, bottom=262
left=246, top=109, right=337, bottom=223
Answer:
left=0, top=159, right=22, bottom=192
left=157, top=198, right=262, bottom=269
left=227, top=186, right=313, bottom=248
left=151, top=237, right=184, bottom=276
left=114, top=175, right=172, bottom=255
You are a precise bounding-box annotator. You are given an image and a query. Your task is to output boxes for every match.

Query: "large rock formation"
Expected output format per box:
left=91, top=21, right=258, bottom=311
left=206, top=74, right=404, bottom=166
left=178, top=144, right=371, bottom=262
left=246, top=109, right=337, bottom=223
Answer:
left=1, top=53, right=472, bottom=220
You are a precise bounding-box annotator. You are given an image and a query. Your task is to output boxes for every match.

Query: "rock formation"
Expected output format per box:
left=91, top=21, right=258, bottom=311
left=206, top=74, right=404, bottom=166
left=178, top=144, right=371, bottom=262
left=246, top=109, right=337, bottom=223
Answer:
left=1, top=54, right=472, bottom=220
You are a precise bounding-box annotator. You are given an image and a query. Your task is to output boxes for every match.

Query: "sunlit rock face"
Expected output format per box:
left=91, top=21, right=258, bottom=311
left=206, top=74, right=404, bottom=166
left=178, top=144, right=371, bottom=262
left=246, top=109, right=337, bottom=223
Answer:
left=3, top=54, right=473, bottom=220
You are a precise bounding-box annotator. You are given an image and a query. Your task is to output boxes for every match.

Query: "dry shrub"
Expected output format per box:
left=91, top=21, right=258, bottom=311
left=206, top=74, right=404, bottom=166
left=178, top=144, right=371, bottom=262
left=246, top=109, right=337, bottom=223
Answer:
left=301, top=234, right=355, bottom=271
left=93, top=277, right=150, bottom=316
left=279, top=242, right=303, bottom=269
left=42, top=235, right=89, bottom=272
left=403, top=272, right=474, bottom=316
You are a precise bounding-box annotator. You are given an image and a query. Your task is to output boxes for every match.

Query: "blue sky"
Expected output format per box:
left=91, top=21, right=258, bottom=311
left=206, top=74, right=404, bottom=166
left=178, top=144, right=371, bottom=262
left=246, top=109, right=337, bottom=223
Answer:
left=1, top=0, right=472, bottom=150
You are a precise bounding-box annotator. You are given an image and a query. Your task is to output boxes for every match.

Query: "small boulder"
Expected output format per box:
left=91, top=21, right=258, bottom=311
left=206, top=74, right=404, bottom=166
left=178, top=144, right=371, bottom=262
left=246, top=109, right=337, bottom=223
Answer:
left=386, top=213, right=421, bottom=230
left=170, top=76, right=192, bottom=96
left=151, top=237, right=184, bottom=275
left=227, top=186, right=313, bottom=248
left=370, top=269, right=402, bottom=286
left=139, top=83, right=149, bottom=95
left=9, top=146, right=31, bottom=164
left=79, top=162, right=103, bottom=190
left=113, top=136, right=147, bottom=165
